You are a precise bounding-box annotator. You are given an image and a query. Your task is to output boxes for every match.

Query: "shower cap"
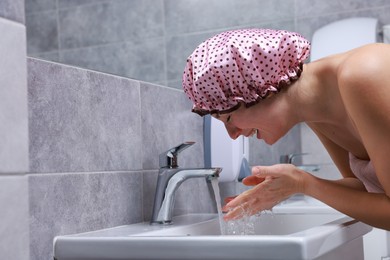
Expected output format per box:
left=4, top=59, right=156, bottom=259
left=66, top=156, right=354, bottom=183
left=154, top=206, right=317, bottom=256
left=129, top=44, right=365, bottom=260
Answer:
left=182, top=28, right=311, bottom=116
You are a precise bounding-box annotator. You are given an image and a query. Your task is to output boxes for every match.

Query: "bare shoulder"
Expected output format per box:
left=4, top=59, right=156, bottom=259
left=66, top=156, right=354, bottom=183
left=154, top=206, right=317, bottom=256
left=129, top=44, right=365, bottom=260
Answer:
left=337, top=43, right=390, bottom=89
left=336, top=44, right=390, bottom=109
left=336, top=43, right=390, bottom=112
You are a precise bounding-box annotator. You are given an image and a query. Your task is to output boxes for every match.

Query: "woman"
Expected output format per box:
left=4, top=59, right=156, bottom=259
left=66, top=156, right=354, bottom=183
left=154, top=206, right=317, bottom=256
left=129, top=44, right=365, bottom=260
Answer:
left=182, top=28, right=390, bottom=230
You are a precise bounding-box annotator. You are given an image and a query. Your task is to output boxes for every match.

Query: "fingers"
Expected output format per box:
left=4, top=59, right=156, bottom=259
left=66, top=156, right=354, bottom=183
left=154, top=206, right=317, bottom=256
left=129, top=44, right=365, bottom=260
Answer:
left=223, top=188, right=253, bottom=210
left=242, top=175, right=266, bottom=186
left=223, top=196, right=237, bottom=205
left=242, top=166, right=278, bottom=186
left=222, top=164, right=300, bottom=222
left=223, top=197, right=269, bottom=221
left=251, top=164, right=283, bottom=176
left=223, top=204, right=250, bottom=221
left=241, top=165, right=277, bottom=186
left=223, top=177, right=273, bottom=211
left=222, top=176, right=277, bottom=221
left=246, top=164, right=295, bottom=184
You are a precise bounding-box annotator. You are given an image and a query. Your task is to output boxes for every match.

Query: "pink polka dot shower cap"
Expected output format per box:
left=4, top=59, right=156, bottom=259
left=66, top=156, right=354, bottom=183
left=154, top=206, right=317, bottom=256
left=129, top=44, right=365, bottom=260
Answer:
left=182, top=29, right=311, bottom=116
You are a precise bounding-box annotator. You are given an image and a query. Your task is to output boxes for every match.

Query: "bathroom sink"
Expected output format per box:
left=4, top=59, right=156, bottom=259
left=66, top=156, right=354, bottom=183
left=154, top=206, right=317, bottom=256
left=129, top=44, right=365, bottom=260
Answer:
left=54, top=209, right=372, bottom=260
left=273, top=194, right=342, bottom=214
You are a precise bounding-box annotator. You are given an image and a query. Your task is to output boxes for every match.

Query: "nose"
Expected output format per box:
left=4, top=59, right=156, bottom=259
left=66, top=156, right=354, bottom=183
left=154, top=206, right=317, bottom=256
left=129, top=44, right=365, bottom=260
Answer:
left=224, top=123, right=242, bottom=140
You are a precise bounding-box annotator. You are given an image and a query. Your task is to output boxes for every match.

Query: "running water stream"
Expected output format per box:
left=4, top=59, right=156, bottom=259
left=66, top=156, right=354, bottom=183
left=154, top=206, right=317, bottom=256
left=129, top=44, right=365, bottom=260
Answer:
left=210, top=178, right=225, bottom=234
left=210, top=178, right=255, bottom=235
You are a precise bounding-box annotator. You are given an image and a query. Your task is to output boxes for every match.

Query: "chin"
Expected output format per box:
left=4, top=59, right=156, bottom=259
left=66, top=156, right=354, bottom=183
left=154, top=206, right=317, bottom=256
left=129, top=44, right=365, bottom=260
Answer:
left=263, top=139, right=276, bottom=145
left=262, top=136, right=281, bottom=145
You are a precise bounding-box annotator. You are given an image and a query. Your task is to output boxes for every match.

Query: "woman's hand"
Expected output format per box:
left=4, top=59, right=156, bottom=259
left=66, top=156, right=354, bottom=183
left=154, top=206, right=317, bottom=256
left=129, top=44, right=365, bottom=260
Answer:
left=223, top=164, right=306, bottom=221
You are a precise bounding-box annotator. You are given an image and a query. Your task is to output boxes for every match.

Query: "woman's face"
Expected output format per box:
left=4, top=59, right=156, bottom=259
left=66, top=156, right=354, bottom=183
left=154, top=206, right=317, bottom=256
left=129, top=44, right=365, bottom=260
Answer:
left=212, top=97, right=291, bottom=145
left=213, top=105, right=259, bottom=140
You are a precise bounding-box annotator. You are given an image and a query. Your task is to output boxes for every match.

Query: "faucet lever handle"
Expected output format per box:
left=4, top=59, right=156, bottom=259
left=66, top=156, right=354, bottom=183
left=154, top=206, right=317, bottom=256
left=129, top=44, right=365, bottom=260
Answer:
left=280, top=153, right=309, bottom=164
left=159, top=141, right=195, bottom=168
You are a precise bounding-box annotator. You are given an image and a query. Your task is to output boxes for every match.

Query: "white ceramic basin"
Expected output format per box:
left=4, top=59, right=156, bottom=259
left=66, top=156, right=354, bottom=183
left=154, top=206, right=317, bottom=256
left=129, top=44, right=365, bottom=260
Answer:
left=54, top=201, right=372, bottom=260
left=273, top=194, right=343, bottom=214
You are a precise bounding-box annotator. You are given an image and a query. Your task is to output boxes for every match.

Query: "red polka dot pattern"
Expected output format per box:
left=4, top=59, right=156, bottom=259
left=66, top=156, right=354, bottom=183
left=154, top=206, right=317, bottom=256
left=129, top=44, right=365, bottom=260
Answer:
left=182, top=28, right=311, bottom=116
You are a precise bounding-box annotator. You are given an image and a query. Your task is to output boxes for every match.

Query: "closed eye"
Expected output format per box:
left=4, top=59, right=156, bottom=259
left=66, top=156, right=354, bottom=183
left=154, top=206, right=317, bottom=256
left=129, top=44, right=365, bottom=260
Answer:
left=226, top=115, right=232, bottom=123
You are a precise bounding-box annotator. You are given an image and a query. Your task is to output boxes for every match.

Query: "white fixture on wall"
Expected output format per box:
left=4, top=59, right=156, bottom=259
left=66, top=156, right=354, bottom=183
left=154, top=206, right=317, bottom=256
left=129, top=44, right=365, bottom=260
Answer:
left=311, top=17, right=379, bottom=62
left=204, top=115, right=250, bottom=182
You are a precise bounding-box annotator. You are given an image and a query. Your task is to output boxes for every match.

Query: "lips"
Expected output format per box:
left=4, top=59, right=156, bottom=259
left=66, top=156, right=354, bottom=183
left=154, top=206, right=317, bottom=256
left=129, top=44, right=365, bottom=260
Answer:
left=256, top=129, right=261, bottom=139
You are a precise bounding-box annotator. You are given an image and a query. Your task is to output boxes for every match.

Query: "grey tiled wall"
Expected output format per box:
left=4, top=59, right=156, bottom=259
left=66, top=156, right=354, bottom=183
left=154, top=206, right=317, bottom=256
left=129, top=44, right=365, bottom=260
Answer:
left=0, top=0, right=25, bottom=23
left=28, top=58, right=142, bottom=173
left=25, top=0, right=390, bottom=88
left=29, top=171, right=143, bottom=260
left=28, top=58, right=204, bottom=173
left=163, top=0, right=295, bottom=36
left=25, top=0, right=298, bottom=88
left=140, top=82, right=204, bottom=170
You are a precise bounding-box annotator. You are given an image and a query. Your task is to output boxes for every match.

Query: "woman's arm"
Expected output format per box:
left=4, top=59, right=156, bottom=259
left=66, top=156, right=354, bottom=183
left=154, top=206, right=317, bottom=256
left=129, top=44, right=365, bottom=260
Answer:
left=224, top=161, right=390, bottom=230
left=303, top=172, right=390, bottom=230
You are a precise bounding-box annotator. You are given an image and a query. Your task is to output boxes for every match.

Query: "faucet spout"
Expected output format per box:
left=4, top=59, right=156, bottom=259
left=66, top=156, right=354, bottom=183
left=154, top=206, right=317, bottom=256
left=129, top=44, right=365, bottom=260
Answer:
left=151, top=167, right=221, bottom=225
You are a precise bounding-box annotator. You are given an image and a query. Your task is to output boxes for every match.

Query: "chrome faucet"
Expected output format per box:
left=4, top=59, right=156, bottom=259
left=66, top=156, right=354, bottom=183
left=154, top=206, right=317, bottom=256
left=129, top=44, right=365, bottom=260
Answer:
left=151, top=141, right=222, bottom=225
left=280, top=153, right=320, bottom=172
